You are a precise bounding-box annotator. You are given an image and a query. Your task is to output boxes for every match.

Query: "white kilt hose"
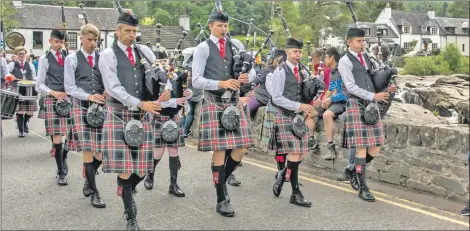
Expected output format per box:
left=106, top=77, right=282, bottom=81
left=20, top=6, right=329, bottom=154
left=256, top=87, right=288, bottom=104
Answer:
left=342, top=98, right=385, bottom=149
left=265, top=104, right=308, bottom=154
left=101, top=105, right=154, bottom=175
left=197, top=94, right=254, bottom=152
left=70, top=98, right=103, bottom=153
left=152, top=114, right=185, bottom=148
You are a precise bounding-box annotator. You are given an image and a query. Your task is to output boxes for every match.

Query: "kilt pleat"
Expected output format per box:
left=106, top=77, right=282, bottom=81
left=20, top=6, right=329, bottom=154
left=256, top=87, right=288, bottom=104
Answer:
left=197, top=95, right=254, bottom=152
left=266, top=104, right=308, bottom=154
left=70, top=98, right=103, bottom=153
left=101, top=106, right=154, bottom=175
left=17, top=100, right=38, bottom=112
left=153, top=114, right=185, bottom=148
left=43, top=95, right=72, bottom=136
left=342, top=99, right=384, bottom=149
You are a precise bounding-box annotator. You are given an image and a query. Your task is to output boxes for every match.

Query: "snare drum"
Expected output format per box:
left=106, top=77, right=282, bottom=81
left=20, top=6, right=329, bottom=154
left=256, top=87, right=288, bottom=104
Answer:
left=1, top=89, right=20, bottom=119
left=17, top=80, right=38, bottom=101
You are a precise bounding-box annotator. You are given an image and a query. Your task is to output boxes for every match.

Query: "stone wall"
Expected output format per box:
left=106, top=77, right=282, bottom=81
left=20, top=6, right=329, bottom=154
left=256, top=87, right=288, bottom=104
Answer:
left=190, top=102, right=470, bottom=202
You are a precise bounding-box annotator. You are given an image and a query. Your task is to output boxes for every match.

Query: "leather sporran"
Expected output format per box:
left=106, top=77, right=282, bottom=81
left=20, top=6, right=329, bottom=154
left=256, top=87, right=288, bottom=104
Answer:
left=363, top=101, right=380, bottom=125
left=55, top=97, right=72, bottom=116
left=220, top=105, right=241, bottom=131
left=124, top=119, right=145, bottom=147
left=291, top=114, right=307, bottom=139
left=86, top=103, right=106, bottom=128
left=161, top=120, right=179, bottom=142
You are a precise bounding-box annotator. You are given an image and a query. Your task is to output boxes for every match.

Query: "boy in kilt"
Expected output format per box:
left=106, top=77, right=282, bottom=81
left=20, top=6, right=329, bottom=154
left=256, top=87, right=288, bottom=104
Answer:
left=143, top=49, right=193, bottom=198
left=191, top=10, right=257, bottom=217
left=35, top=29, right=71, bottom=186
left=64, top=23, right=106, bottom=208
left=337, top=28, right=391, bottom=202
left=98, top=12, right=170, bottom=230
left=268, top=38, right=323, bottom=207
left=8, top=46, right=37, bottom=138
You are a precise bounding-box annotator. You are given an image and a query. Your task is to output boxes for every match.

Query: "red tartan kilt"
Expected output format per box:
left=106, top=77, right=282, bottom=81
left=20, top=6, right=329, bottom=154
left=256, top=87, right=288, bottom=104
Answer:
left=197, top=95, right=254, bottom=152
left=270, top=109, right=308, bottom=154
left=43, top=95, right=71, bottom=136
left=342, top=99, right=385, bottom=148
left=101, top=106, right=154, bottom=175
left=153, top=114, right=185, bottom=148
left=70, top=98, right=103, bottom=153
left=17, top=100, right=38, bottom=112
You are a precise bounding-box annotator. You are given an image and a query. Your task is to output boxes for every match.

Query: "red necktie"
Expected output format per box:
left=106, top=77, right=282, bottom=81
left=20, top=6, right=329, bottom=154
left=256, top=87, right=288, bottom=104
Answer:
left=219, top=39, right=225, bottom=58
left=87, top=55, right=93, bottom=67
left=20, top=61, right=24, bottom=70
left=126, top=47, right=135, bottom=67
left=293, top=66, right=300, bottom=83
left=56, top=51, right=64, bottom=67
left=358, top=52, right=366, bottom=67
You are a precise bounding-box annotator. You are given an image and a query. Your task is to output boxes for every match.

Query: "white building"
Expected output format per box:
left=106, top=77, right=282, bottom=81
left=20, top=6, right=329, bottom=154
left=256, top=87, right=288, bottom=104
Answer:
left=375, top=7, right=469, bottom=56
left=4, top=2, right=131, bottom=57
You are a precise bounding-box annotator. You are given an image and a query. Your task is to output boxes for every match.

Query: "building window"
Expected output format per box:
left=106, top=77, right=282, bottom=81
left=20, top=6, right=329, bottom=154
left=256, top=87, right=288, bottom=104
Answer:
left=403, top=26, right=411, bottom=34
left=67, top=32, right=77, bottom=49
left=431, top=27, right=438, bottom=35
left=32, top=31, right=43, bottom=49
left=432, top=43, right=438, bottom=50
left=463, top=44, right=465, bottom=52
left=404, top=42, right=413, bottom=50
left=382, top=29, right=388, bottom=36
left=364, top=28, right=370, bottom=36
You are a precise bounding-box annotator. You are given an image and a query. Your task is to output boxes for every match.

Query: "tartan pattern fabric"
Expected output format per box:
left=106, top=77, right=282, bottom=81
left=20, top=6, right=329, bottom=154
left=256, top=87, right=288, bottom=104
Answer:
left=64, top=129, right=79, bottom=152
left=17, top=100, right=38, bottom=112
left=260, top=103, right=277, bottom=146
left=342, top=98, right=384, bottom=149
left=43, top=95, right=72, bottom=136
left=197, top=95, right=254, bottom=152
left=101, top=106, right=154, bottom=175
left=266, top=105, right=308, bottom=154
left=152, top=114, right=185, bottom=148
left=38, top=96, right=46, bottom=119
left=70, top=98, right=103, bottom=153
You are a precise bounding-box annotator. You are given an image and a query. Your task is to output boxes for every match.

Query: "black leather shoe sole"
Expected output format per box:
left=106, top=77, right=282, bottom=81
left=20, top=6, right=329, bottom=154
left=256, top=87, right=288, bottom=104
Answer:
left=91, top=202, right=106, bottom=208
left=169, top=189, right=186, bottom=197
left=289, top=200, right=312, bottom=207
left=144, top=181, right=154, bottom=190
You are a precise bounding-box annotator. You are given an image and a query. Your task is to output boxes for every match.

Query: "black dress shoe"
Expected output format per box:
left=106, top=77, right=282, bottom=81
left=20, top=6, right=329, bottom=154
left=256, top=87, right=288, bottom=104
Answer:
left=169, top=183, right=185, bottom=197
left=124, top=209, right=139, bottom=231
left=337, top=169, right=350, bottom=181
left=143, top=173, right=154, bottom=190
left=57, top=174, right=68, bottom=186
left=289, top=190, right=312, bottom=207
left=227, top=174, right=241, bottom=186
left=346, top=168, right=359, bottom=191
left=359, top=187, right=375, bottom=202
left=83, top=179, right=92, bottom=197
left=273, top=170, right=286, bottom=197
left=216, top=200, right=234, bottom=217
left=91, top=193, right=106, bottom=208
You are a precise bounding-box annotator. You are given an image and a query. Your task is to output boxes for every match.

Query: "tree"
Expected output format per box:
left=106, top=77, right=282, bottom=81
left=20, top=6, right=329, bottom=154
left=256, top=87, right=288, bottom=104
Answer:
left=1, top=1, right=19, bottom=30
left=448, top=1, right=470, bottom=18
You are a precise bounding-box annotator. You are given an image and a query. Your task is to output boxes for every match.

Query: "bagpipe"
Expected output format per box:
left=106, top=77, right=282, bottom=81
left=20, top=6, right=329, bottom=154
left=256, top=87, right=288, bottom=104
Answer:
left=345, top=0, right=398, bottom=124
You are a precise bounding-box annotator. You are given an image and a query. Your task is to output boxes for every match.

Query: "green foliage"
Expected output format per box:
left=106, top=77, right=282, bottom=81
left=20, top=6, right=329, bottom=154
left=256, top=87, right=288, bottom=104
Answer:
left=441, top=44, right=463, bottom=72
left=403, top=56, right=441, bottom=76
left=402, top=43, right=470, bottom=76
left=406, top=39, right=418, bottom=52
left=458, top=56, right=470, bottom=75
left=391, top=56, right=406, bottom=68
left=1, top=1, right=19, bottom=30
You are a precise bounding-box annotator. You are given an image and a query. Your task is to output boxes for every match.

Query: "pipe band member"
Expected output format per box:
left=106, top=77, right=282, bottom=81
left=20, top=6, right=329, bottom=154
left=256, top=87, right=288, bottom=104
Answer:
left=191, top=10, right=257, bottom=217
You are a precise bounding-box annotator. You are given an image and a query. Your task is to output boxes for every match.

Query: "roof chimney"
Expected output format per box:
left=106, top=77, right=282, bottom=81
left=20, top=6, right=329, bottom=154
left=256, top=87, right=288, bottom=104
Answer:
left=427, top=5, right=435, bottom=19
left=383, top=6, right=392, bottom=19
left=179, top=13, right=190, bottom=31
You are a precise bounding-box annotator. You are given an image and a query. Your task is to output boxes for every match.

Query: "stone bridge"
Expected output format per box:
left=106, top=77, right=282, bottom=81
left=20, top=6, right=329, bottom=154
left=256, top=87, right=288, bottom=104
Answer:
left=189, top=100, right=469, bottom=202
